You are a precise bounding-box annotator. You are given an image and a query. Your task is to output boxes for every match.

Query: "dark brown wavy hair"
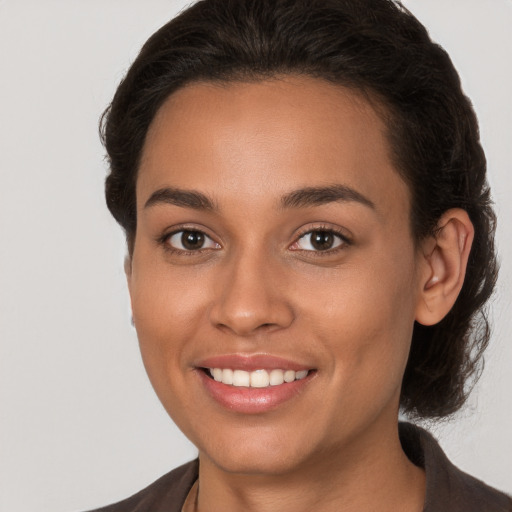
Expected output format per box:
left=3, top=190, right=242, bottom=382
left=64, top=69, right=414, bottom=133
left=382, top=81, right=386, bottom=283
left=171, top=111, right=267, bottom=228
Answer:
left=100, top=0, right=498, bottom=419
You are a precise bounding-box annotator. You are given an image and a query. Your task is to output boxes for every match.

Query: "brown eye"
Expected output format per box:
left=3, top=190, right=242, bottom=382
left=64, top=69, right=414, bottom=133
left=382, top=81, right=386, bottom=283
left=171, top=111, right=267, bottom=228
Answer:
left=311, top=231, right=335, bottom=250
left=182, top=231, right=204, bottom=250
left=167, top=230, right=219, bottom=251
left=294, top=230, right=345, bottom=252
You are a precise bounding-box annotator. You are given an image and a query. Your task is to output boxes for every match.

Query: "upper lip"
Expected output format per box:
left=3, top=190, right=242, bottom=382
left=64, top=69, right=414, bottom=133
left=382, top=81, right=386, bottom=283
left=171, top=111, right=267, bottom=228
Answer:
left=195, top=354, right=314, bottom=372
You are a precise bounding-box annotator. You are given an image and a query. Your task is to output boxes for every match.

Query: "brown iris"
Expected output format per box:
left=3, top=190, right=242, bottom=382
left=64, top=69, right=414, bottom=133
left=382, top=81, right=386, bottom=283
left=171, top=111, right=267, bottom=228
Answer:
left=310, top=231, right=336, bottom=251
left=181, top=231, right=205, bottom=250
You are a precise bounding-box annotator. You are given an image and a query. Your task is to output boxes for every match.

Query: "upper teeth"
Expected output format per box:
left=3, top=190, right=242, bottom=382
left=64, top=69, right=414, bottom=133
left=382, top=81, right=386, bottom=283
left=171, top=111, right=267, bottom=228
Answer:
left=209, top=368, right=309, bottom=387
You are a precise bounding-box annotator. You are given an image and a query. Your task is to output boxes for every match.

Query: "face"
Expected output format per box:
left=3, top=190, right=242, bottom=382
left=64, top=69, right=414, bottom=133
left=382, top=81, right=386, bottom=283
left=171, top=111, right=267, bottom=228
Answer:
left=128, top=76, right=427, bottom=475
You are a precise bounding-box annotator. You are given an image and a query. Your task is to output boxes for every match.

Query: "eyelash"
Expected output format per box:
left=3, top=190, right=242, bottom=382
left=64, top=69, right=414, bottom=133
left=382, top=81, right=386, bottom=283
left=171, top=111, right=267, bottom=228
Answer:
left=158, top=225, right=351, bottom=256
left=158, top=225, right=220, bottom=256
left=290, top=225, right=352, bottom=256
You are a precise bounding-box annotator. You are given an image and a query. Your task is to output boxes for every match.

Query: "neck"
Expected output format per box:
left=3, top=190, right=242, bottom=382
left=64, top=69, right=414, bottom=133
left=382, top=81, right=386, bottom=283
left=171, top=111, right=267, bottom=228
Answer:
left=195, top=420, right=425, bottom=512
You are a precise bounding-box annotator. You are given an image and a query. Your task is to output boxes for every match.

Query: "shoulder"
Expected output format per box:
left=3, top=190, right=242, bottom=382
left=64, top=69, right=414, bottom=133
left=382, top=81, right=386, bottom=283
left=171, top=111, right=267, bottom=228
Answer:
left=84, top=459, right=198, bottom=512
left=399, top=423, right=512, bottom=512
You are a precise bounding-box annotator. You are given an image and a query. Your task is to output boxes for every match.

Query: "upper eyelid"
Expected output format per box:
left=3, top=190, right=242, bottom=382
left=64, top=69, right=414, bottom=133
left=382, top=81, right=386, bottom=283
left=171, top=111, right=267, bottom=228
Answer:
left=167, top=229, right=215, bottom=240
left=295, top=232, right=348, bottom=246
left=294, top=224, right=352, bottom=242
left=298, top=230, right=347, bottom=242
left=161, top=224, right=218, bottom=241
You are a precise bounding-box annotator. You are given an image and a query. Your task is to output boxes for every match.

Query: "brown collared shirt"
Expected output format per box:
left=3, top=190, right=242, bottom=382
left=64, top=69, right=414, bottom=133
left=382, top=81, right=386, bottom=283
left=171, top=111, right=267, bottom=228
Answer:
left=87, top=423, right=511, bottom=512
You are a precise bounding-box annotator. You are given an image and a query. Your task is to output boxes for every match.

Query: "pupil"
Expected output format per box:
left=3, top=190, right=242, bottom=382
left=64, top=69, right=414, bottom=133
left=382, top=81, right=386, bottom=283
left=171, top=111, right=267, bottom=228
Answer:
left=182, top=231, right=204, bottom=250
left=311, top=231, right=333, bottom=250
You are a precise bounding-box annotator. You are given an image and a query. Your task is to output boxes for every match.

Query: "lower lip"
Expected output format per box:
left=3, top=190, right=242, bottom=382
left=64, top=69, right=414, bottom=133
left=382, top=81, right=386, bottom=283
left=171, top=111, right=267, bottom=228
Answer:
left=197, top=370, right=314, bottom=414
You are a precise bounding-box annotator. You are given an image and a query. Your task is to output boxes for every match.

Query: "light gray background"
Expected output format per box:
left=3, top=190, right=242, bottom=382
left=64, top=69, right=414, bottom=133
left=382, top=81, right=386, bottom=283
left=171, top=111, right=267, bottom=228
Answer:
left=0, top=1, right=510, bottom=511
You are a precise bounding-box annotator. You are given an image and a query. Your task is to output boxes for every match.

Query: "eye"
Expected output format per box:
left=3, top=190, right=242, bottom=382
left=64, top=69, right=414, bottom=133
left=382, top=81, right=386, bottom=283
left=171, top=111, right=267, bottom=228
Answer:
left=166, top=230, right=219, bottom=251
left=292, top=230, right=347, bottom=252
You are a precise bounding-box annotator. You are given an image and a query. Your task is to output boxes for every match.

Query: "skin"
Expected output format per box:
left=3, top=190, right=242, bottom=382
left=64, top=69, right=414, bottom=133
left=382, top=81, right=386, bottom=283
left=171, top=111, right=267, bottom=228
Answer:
left=126, top=76, right=473, bottom=512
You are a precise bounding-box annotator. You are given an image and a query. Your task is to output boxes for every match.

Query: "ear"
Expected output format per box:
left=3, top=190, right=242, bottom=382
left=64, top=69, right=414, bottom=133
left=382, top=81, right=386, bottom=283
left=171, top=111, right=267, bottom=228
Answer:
left=415, top=209, right=474, bottom=326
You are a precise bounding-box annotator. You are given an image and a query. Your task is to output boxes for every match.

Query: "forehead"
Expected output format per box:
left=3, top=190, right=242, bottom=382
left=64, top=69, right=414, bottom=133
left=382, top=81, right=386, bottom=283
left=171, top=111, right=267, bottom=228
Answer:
left=138, top=76, right=410, bottom=221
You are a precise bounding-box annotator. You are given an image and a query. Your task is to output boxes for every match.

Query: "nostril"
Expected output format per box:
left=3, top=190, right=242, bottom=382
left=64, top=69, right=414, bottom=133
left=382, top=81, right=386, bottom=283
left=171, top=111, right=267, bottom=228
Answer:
left=209, top=293, right=295, bottom=336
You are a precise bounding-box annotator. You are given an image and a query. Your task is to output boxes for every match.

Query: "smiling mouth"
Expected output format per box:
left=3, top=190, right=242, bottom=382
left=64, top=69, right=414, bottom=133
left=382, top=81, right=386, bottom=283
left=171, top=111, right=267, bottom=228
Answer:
left=204, top=368, right=311, bottom=388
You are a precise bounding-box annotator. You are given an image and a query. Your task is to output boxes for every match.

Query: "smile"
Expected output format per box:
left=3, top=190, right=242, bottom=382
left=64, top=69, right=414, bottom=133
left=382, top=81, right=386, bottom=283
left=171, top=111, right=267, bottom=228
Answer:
left=208, top=368, right=310, bottom=388
left=196, top=356, right=316, bottom=413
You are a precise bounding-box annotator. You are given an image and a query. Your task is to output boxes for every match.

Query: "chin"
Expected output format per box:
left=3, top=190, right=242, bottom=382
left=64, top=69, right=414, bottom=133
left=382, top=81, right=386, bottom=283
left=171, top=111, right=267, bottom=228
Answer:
left=194, top=424, right=317, bottom=476
left=206, top=449, right=308, bottom=476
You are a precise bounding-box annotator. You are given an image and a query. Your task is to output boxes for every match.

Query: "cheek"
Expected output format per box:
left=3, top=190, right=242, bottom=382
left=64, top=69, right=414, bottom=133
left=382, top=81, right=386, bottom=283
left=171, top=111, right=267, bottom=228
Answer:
left=128, top=250, right=213, bottom=379
left=299, top=245, right=419, bottom=394
left=128, top=265, right=211, bottom=426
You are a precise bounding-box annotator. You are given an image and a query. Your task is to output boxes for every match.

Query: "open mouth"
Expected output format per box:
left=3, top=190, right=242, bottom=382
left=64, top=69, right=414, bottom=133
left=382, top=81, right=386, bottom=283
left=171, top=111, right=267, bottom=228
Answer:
left=202, top=368, right=312, bottom=388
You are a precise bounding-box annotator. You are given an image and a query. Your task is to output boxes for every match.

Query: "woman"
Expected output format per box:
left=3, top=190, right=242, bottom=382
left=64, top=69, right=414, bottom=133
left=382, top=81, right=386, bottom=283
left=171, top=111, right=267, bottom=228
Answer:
left=91, top=0, right=510, bottom=510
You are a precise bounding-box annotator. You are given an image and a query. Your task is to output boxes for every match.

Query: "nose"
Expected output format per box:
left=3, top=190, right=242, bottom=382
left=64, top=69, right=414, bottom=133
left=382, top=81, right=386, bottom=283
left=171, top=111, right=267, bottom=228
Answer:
left=209, top=251, right=294, bottom=337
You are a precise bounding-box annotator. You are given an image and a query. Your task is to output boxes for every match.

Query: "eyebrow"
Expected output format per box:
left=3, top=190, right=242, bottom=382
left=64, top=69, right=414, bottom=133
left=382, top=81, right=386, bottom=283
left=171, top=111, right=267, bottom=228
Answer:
left=144, top=184, right=375, bottom=212
left=144, top=187, right=217, bottom=211
left=280, top=184, right=375, bottom=210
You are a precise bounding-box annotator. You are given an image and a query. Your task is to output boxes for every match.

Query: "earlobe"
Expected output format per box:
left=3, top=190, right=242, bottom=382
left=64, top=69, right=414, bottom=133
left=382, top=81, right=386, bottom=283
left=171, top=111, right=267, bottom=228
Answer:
left=415, top=209, right=474, bottom=326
